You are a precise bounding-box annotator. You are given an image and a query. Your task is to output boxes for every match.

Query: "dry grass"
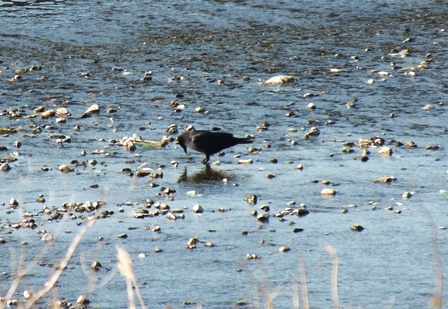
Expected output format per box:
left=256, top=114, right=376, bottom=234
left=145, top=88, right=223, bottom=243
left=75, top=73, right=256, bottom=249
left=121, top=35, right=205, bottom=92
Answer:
left=0, top=211, right=443, bottom=309
left=116, top=246, right=147, bottom=309
left=244, top=246, right=339, bottom=309
left=1, top=215, right=97, bottom=309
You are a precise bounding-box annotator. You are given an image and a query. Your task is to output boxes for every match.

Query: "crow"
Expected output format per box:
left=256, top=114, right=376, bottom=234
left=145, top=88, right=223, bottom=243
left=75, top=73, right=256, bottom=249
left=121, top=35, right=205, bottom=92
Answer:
left=177, top=128, right=254, bottom=164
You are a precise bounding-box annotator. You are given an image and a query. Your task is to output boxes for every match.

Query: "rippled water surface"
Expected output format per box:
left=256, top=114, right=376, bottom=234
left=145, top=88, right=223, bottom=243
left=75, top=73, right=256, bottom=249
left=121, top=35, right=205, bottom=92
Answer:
left=1, top=1, right=448, bottom=308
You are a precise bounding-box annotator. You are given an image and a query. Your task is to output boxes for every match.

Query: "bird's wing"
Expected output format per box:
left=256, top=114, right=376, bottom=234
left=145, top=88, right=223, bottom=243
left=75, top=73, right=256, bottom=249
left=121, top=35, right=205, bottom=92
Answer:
left=190, top=131, right=236, bottom=154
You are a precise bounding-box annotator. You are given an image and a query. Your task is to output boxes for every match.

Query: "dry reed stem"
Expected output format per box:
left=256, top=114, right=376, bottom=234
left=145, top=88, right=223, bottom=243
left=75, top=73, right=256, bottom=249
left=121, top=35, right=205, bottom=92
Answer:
left=21, top=216, right=97, bottom=308
left=2, top=209, right=78, bottom=308
left=116, top=246, right=147, bottom=309
left=297, top=253, right=310, bottom=309
left=325, top=245, right=340, bottom=309
left=422, top=206, right=444, bottom=309
left=3, top=212, right=56, bottom=304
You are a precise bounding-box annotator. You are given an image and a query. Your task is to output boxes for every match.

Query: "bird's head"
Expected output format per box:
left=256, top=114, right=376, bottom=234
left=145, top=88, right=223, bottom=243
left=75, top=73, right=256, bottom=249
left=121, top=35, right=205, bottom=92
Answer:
left=177, top=135, right=188, bottom=154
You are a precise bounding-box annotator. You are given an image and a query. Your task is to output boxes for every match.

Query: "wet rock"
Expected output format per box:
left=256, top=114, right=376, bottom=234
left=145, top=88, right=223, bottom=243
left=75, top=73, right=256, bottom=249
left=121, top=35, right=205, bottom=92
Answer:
left=360, top=154, right=369, bottom=162
left=36, top=194, right=45, bottom=203
left=303, top=127, right=320, bottom=139
left=293, top=228, right=304, bottom=233
left=41, top=110, right=56, bottom=118
left=10, top=198, right=18, bottom=207
left=372, top=176, right=396, bottom=183
left=6, top=300, right=19, bottom=306
left=23, top=290, right=32, bottom=299
left=166, top=212, right=177, bottom=220
left=58, top=164, right=74, bottom=173
left=244, top=194, right=257, bottom=206
left=378, top=146, right=393, bottom=156
left=425, top=145, right=439, bottom=151
left=259, top=205, right=270, bottom=212
left=246, top=254, right=258, bottom=260
left=303, top=92, right=319, bottom=98
left=257, top=213, right=269, bottom=223
left=321, top=188, right=336, bottom=196
left=9, top=74, right=22, bottom=82
left=358, top=136, right=384, bottom=148
left=56, top=107, right=70, bottom=116
left=295, top=164, right=304, bottom=171
left=256, top=121, right=270, bottom=132
left=186, top=190, right=197, bottom=197
left=351, top=224, right=364, bottom=232
left=402, top=192, right=413, bottom=199
left=135, top=168, right=152, bottom=177
left=192, top=204, right=204, bottom=214
left=237, top=159, right=253, bottom=164
left=186, top=237, right=199, bottom=249
left=91, top=261, right=102, bottom=271
left=341, top=147, right=354, bottom=153
left=263, top=75, right=297, bottom=85
left=166, top=124, right=178, bottom=134
left=346, top=98, right=357, bottom=109
left=306, top=102, right=316, bottom=110
left=247, top=146, right=261, bottom=153
left=81, top=104, right=100, bottom=118
left=404, top=141, right=417, bottom=148
left=77, top=295, right=90, bottom=305
left=141, top=72, right=152, bottom=82
left=292, top=206, right=309, bottom=217
left=1, top=163, right=11, bottom=171
left=42, top=232, right=54, bottom=242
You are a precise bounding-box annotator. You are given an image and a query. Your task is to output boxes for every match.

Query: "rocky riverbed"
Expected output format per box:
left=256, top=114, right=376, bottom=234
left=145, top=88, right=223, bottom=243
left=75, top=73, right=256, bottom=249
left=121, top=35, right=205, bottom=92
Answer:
left=1, top=1, right=447, bottom=308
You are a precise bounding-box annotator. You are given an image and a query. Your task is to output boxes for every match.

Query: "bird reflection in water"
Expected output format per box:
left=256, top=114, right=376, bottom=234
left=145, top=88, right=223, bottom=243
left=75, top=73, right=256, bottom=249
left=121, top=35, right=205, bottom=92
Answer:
left=178, top=164, right=236, bottom=183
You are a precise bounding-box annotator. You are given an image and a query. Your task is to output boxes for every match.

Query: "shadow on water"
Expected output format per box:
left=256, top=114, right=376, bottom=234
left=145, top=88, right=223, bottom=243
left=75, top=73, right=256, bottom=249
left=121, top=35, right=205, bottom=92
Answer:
left=177, top=164, right=236, bottom=183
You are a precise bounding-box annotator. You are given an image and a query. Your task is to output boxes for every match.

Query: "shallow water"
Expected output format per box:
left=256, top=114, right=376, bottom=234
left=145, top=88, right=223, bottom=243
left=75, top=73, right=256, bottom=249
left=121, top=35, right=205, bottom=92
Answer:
left=1, top=0, right=447, bottom=308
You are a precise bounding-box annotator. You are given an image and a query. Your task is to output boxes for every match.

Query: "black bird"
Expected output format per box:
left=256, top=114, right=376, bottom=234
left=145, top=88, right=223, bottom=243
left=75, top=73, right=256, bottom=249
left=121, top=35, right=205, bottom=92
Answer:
left=177, top=128, right=254, bottom=164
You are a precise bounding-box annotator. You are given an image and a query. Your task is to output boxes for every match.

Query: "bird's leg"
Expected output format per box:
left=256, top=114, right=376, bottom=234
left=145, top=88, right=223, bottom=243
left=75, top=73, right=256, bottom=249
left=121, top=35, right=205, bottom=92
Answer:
left=202, top=155, right=210, bottom=164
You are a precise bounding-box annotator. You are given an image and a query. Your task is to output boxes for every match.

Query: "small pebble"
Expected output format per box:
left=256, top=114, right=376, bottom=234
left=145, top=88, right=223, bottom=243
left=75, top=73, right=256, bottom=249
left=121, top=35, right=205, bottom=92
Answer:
left=321, top=188, right=336, bottom=196
left=1, top=163, right=11, bottom=171
left=192, top=204, right=204, bottom=214
left=402, top=192, right=413, bottom=199
left=41, top=232, right=54, bottom=242
left=350, top=224, right=364, bottom=232
left=9, top=198, right=18, bottom=207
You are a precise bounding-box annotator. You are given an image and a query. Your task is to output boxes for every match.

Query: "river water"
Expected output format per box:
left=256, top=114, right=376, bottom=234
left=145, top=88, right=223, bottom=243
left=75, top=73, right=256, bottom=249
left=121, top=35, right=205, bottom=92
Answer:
left=1, top=0, right=447, bottom=308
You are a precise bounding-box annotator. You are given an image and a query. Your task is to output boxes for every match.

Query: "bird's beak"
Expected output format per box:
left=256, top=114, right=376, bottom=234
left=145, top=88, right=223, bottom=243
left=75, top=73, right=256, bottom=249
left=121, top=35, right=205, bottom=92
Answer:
left=181, top=144, right=187, bottom=154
